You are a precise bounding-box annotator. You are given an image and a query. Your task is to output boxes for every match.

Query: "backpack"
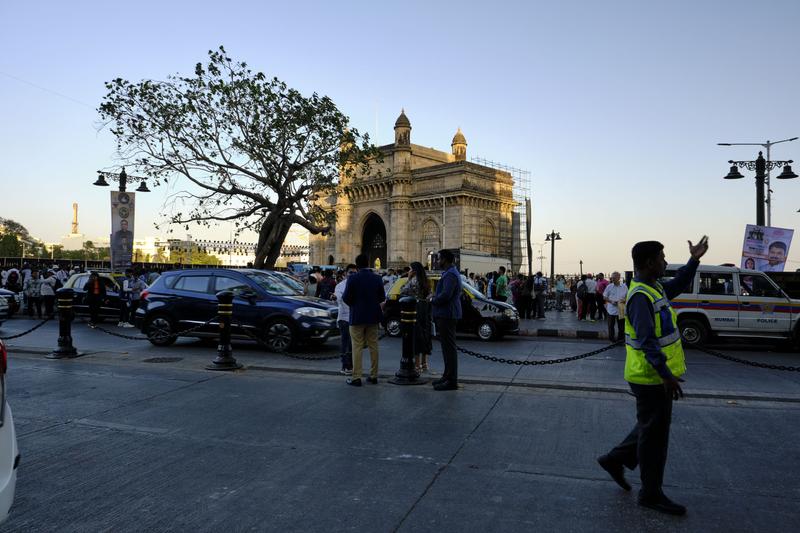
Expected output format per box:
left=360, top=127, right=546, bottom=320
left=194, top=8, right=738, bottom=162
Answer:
left=577, top=282, right=587, bottom=298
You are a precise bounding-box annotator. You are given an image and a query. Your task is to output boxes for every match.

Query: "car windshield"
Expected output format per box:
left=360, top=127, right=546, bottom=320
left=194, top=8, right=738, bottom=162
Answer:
left=269, top=272, right=304, bottom=294
left=245, top=272, right=298, bottom=296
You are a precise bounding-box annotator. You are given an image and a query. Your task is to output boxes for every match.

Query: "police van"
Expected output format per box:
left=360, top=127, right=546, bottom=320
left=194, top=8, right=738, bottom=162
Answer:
left=662, top=264, right=800, bottom=347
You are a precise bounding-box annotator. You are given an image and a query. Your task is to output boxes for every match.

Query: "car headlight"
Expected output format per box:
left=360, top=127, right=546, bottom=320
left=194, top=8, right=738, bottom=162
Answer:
left=294, top=307, right=329, bottom=318
left=504, top=308, right=517, bottom=318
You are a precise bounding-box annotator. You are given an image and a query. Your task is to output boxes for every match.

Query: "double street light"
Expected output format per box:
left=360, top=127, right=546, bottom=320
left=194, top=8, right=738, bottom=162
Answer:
left=719, top=138, right=798, bottom=226
left=545, top=230, right=562, bottom=286
left=93, top=167, right=151, bottom=193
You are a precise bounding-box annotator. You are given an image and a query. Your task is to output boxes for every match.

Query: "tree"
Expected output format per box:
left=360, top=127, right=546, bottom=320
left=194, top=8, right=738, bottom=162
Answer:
left=99, top=47, right=379, bottom=268
left=0, top=234, right=21, bottom=257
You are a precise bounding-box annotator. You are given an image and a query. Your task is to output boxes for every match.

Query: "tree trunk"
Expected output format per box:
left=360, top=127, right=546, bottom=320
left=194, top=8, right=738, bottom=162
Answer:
left=254, top=212, right=292, bottom=269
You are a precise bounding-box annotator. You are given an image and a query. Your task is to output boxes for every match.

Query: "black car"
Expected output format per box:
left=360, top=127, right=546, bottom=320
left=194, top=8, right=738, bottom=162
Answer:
left=383, top=275, right=519, bottom=341
left=135, top=268, right=339, bottom=350
left=63, top=272, right=126, bottom=320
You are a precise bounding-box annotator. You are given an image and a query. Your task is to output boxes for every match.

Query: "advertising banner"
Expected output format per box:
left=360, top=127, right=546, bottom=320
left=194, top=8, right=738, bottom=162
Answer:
left=741, top=224, right=793, bottom=272
left=110, top=191, right=135, bottom=271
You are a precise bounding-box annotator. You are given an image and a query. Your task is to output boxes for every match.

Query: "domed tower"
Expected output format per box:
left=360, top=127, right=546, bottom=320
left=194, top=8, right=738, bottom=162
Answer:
left=451, top=127, right=467, bottom=161
left=394, top=109, right=411, bottom=147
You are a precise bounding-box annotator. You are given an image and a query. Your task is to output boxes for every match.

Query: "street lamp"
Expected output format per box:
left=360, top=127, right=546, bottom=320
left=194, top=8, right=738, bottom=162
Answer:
left=718, top=137, right=797, bottom=226
left=722, top=151, right=796, bottom=226
left=93, top=167, right=151, bottom=193
left=545, top=230, right=562, bottom=288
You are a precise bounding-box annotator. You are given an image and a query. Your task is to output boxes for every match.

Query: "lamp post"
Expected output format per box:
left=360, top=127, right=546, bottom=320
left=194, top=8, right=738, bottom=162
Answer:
left=93, top=167, right=151, bottom=193
left=718, top=138, right=798, bottom=226
left=722, top=151, right=797, bottom=226
left=545, top=230, right=561, bottom=288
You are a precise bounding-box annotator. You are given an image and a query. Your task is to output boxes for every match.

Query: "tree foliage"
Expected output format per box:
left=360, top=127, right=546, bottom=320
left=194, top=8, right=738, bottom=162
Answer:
left=99, top=46, right=379, bottom=268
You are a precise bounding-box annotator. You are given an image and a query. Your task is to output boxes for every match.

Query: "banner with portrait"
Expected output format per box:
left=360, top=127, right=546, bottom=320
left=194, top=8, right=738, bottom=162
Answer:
left=110, top=191, right=135, bottom=271
left=741, top=224, right=793, bottom=272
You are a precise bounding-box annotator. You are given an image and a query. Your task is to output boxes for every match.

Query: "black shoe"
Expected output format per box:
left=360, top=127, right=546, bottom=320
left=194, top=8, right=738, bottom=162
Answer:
left=346, top=378, right=362, bottom=387
left=433, top=380, right=458, bottom=391
left=597, top=455, right=631, bottom=491
left=638, top=494, right=686, bottom=516
left=366, top=376, right=378, bottom=384
left=432, top=376, right=446, bottom=386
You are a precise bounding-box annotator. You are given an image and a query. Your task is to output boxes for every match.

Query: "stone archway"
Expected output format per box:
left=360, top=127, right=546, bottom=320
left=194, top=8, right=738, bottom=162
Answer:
left=361, top=212, right=387, bottom=269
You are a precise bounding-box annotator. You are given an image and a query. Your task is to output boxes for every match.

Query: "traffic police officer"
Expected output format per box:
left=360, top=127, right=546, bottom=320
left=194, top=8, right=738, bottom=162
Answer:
left=597, top=236, right=709, bottom=516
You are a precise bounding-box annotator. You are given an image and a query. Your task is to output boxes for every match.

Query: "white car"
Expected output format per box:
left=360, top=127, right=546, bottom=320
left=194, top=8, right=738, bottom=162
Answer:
left=664, top=264, right=800, bottom=347
left=0, top=339, right=18, bottom=524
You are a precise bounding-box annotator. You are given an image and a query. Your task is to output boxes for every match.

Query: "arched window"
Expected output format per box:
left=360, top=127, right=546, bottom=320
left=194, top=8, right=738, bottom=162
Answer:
left=479, top=219, right=497, bottom=255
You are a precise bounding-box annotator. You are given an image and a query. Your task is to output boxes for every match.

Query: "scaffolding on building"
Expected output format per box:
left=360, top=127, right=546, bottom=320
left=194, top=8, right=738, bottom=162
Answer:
left=471, top=156, right=533, bottom=275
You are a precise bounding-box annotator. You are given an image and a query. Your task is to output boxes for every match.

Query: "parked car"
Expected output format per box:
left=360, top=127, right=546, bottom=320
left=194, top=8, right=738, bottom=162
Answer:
left=134, top=268, right=339, bottom=351
left=267, top=271, right=304, bottom=295
left=0, top=298, right=9, bottom=327
left=383, top=274, right=519, bottom=341
left=0, top=340, right=19, bottom=524
left=63, top=272, right=126, bottom=320
left=0, top=290, right=20, bottom=318
left=662, top=264, right=800, bottom=347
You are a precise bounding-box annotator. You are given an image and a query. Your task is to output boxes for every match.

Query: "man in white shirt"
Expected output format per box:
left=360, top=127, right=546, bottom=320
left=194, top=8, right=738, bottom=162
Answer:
left=583, top=274, right=598, bottom=320
left=333, top=264, right=358, bottom=375
left=603, top=271, right=628, bottom=342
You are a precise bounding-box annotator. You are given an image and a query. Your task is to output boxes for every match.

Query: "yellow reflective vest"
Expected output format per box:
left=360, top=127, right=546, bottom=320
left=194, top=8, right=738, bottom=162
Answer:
left=623, top=280, right=686, bottom=384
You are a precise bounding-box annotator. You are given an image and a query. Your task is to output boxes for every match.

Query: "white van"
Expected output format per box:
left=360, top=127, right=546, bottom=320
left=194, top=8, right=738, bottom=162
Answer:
left=662, top=264, right=800, bottom=347
left=0, top=340, right=18, bottom=524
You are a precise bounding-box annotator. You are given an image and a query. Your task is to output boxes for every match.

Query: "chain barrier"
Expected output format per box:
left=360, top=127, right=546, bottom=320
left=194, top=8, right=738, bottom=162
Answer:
left=88, top=316, right=220, bottom=342
left=236, top=322, right=388, bottom=360
left=694, top=345, right=800, bottom=372
left=0, top=317, right=52, bottom=340
left=455, top=340, right=624, bottom=366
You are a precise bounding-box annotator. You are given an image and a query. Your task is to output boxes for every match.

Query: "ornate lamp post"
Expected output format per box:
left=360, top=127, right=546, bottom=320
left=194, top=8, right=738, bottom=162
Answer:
left=93, top=167, right=151, bottom=193
left=544, top=230, right=562, bottom=288
left=723, top=151, right=796, bottom=226
left=718, top=137, right=797, bottom=226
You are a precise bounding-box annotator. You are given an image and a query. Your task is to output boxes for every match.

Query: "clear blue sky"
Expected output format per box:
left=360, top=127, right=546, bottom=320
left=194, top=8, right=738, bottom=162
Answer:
left=1, top=0, right=799, bottom=273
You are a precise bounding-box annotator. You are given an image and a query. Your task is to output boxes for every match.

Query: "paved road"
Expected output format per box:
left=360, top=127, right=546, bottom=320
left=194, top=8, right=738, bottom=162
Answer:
left=3, top=352, right=800, bottom=532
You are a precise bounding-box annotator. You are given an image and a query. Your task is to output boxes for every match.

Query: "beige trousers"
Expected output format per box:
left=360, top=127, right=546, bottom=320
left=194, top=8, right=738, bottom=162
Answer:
left=349, top=324, right=380, bottom=380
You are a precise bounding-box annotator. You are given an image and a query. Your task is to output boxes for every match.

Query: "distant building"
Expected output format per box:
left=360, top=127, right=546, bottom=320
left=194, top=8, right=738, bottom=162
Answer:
left=309, top=110, right=519, bottom=270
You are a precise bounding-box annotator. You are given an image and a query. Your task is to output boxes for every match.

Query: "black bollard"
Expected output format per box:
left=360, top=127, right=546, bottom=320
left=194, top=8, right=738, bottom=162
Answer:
left=47, top=288, right=78, bottom=359
left=389, top=296, right=428, bottom=385
left=206, top=290, right=242, bottom=371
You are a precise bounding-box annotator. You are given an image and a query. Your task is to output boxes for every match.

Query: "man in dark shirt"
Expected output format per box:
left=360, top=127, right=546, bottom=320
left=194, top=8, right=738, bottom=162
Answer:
left=342, top=253, right=385, bottom=386
left=598, top=236, right=708, bottom=516
left=430, top=249, right=462, bottom=391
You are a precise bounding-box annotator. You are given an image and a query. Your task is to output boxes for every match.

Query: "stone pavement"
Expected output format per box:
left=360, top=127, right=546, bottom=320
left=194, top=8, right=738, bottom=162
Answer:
left=3, top=355, right=800, bottom=532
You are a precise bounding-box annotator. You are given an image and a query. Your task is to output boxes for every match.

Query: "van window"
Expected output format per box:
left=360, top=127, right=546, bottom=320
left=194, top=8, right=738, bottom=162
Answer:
left=698, top=273, right=734, bottom=295
left=739, top=274, right=783, bottom=298
left=661, top=270, right=694, bottom=294
left=173, top=276, right=212, bottom=293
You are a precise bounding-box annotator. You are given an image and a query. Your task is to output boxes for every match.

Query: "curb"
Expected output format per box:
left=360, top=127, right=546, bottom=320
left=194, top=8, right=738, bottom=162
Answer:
left=519, top=328, right=608, bottom=340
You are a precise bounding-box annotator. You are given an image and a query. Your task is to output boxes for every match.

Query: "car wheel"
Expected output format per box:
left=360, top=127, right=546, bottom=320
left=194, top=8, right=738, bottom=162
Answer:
left=263, top=318, right=295, bottom=352
left=678, top=318, right=708, bottom=347
left=385, top=318, right=402, bottom=337
left=146, top=315, right=177, bottom=346
left=477, top=319, right=497, bottom=341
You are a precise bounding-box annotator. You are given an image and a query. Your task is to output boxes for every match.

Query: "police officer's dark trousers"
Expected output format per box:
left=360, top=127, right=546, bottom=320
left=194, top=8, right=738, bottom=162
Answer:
left=605, top=382, right=673, bottom=499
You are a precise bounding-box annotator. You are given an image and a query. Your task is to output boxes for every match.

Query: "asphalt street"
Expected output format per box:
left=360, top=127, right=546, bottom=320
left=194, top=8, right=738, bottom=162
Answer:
left=1, top=317, right=799, bottom=531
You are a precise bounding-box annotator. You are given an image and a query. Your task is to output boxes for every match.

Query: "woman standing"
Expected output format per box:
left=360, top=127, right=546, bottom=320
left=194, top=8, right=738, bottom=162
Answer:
left=400, top=262, right=433, bottom=374
left=555, top=275, right=567, bottom=311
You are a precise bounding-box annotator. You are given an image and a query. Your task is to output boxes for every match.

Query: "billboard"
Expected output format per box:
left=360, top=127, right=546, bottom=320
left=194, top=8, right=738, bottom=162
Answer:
left=741, top=224, right=793, bottom=272
left=110, top=191, right=135, bottom=271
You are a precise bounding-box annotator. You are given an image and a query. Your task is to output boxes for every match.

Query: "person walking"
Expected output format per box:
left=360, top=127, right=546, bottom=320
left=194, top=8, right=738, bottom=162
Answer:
left=430, top=249, right=462, bottom=391
left=342, top=254, right=385, bottom=386
left=39, top=270, right=57, bottom=318
left=85, top=271, right=106, bottom=326
left=494, top=266, right=509, bottom=302
left=602, top=271, right=627, bottom=342
left=400, top=262, right=433, bottom=374
left=595, top=273, right=610, bottom=320
left=333, top=264, right=357, bottom=375
left=597, top=237, right=708, bottom=516
left=23, top=270, right=42, bottom=319
left=532, top=271, right=547, bottom=319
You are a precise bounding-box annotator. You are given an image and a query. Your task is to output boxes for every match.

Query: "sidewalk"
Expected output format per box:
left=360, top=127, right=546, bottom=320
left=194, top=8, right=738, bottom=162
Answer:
left=518, top=308, right=609, bottom=339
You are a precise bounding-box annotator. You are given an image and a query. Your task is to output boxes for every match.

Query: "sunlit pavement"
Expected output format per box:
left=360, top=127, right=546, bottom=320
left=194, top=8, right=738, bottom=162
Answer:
left=1, top=317, right=799, bottom=531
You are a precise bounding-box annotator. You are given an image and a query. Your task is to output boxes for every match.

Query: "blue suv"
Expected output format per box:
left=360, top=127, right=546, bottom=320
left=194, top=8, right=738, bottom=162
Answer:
left=134, top=269, right=338, bottom=351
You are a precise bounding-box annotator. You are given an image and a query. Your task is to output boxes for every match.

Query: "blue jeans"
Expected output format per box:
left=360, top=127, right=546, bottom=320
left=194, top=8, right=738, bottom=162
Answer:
left=338, top=320, right=352, bottom=369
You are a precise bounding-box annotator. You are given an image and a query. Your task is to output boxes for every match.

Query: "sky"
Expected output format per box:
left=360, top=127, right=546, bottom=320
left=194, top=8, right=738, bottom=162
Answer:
left=1, top=0, right=799, bottom=274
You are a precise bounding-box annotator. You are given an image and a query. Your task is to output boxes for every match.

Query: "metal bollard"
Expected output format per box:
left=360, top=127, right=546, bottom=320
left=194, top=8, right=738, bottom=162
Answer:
left=389, top=296, right=427, bottom=385
left=206, top=290, right=242, bottom=371
left=47, top=288, right=78, bottom=359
